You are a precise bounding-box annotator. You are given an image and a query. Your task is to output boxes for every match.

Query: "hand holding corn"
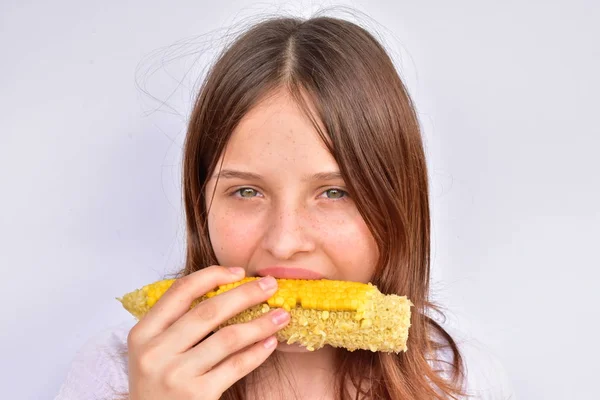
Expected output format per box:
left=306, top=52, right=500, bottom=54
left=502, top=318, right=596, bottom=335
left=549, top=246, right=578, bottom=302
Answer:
left=118, top=267, right=413, bottom=355
left=123, top=266, right=294, bottom=400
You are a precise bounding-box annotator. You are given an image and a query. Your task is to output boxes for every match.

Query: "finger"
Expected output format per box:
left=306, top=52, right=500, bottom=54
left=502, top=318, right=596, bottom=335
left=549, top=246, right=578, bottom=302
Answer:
left=159, top=275, right=279, bottom=352
left=132, top=265, right=246, bottom=340
left=179, top=307, right=289, bottom=375
left=199, top=335, right=279, bottom=395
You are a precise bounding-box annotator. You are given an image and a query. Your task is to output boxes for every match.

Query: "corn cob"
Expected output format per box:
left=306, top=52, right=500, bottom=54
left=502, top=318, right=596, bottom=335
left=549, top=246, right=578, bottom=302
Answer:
left=117, top=277, right=412, bottom=353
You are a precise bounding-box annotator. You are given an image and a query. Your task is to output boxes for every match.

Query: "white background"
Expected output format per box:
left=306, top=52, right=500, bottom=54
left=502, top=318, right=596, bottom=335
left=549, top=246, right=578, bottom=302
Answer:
left=1, top=0, right=598, bottom=398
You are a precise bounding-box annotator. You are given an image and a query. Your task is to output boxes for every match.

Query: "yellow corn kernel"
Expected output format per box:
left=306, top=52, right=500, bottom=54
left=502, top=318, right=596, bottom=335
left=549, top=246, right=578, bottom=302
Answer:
left=117, top=277, right=413, bottom=353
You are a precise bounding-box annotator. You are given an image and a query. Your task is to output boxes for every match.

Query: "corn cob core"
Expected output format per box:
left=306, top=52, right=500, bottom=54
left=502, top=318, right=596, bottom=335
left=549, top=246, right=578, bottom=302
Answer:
left=117, top=277, right=412, bottom=353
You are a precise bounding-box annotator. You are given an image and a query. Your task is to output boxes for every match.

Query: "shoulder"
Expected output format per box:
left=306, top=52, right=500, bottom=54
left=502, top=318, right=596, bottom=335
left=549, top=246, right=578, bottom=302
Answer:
left=430, top=325, right=516, bottom=400
left=54, top=319, right=134, bottom=400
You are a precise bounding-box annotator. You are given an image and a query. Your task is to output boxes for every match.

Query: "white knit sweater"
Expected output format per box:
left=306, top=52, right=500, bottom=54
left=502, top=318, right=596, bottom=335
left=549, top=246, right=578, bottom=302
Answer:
left=54, top=319, right=515, bottom=399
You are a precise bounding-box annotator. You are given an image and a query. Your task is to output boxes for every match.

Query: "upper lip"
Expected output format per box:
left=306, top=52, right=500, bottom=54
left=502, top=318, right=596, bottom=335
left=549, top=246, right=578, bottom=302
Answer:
left=256, top=267, right=325, bottom=279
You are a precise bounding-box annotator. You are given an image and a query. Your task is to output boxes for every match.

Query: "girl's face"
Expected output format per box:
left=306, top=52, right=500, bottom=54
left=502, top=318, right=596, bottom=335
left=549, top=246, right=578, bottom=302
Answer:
left=205, top=88, right=378, bottom=286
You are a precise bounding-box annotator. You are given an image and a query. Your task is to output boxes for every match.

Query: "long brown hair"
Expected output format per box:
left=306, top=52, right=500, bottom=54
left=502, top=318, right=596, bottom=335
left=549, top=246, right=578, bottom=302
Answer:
left=117, top=12, right=466, bottom=400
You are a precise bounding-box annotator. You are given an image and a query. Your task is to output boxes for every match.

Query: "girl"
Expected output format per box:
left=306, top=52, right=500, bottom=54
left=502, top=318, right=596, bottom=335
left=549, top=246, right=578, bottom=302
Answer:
left=56, top=14, right=513, bottom=400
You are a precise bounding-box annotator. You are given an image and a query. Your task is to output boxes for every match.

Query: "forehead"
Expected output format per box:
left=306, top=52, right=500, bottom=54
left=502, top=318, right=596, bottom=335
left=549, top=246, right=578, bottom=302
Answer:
left=220, top=90, right=335, bottom=168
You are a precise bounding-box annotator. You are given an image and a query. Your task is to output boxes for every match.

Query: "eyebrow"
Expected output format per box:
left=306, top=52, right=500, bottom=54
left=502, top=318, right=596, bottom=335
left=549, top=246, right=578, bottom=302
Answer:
left=213, top=169, right=343, bottom=182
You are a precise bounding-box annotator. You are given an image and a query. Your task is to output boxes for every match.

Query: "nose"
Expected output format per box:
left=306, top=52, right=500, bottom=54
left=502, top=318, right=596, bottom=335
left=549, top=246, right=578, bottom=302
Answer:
left=261, top=202, right=315, bottom=260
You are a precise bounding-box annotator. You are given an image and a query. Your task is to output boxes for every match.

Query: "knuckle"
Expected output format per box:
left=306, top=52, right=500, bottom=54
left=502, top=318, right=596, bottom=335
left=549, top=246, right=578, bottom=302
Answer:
left=250, top=279, right=272, bottom=299
left=259, top=311, right=278, bottom=328
left=127, top=326, right=142, bottom=347
left=162, top=363, right=182, bottom=391
left=253, top=314, right=273, bottom=332
left=205, top=264, right=227, bottom=275
left=169, top=275, right=191, bottom=293
left=217, top=326, right=242, bottom=352
left=230, top=347, right=266, bottom=377
left=239, top=278, right=259, bottom=295
left=193, top=299, right=218, bottom=322
left=134, top=345, right=160, bottom=376
left=170, top=266, right=230, bottom=296
left=168, top=276, right=199, bottom=304
left=230, top=353, right=252, bottom=375
left=127, top=323, right=154, bottom=349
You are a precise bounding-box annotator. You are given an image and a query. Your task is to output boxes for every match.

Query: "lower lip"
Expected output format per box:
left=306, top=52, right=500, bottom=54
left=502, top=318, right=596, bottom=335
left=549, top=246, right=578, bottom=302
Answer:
left=257, top=267, right=324, bottom=279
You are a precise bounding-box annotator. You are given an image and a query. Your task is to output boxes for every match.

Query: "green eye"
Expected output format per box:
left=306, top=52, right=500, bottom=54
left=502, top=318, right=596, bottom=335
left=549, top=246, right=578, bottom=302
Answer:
left=324, top=189, right=346, bottom=199
left=238, top=188, right=258, bottom=198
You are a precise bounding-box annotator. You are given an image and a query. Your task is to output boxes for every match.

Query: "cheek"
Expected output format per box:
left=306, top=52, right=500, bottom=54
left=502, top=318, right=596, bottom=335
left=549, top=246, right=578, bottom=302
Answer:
left=315, top=210, right=378, bottom=282
left=208, top=207, right=262, bottom=267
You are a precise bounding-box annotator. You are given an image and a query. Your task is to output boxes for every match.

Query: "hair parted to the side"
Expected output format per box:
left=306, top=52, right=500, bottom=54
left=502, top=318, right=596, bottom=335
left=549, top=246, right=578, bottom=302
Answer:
left=115, top=12, right=467, bottom=400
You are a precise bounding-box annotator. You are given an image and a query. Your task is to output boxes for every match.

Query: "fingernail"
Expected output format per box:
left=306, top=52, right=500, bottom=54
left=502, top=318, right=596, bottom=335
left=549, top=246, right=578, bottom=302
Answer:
left=258, top=276, right=277, bottom=291
left=271, top=309, right=290, bottom=325
left=263, top=336, right=278, bottom=349
left=228, top=267, right=245, bottom=276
